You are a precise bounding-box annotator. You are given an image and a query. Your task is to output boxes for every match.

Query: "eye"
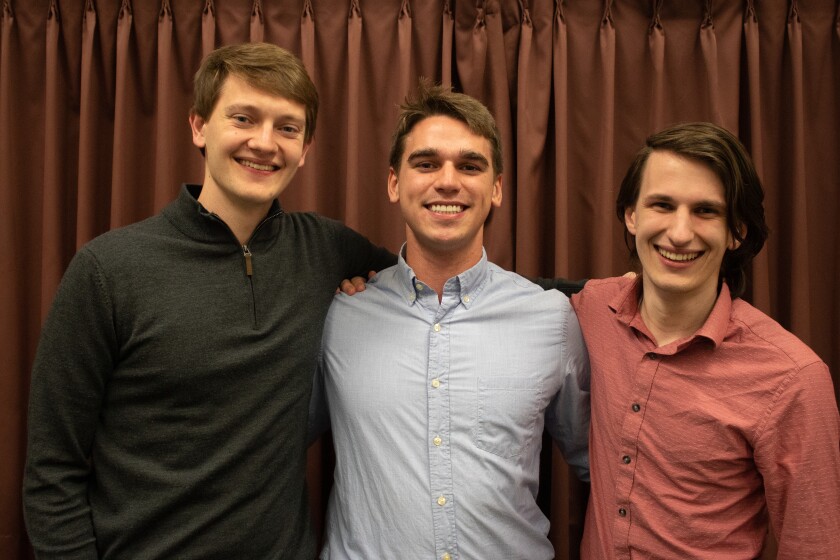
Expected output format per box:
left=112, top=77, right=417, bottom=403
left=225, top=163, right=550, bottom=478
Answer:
left=651, top=201, right=673, bottom=211
left=414, top=161, right=437, bottom=171
left=278, top=124, right=303, bottom=138
left=695, top=206, right=722, bottom=217
left=460, top=163, right=483, bottom=173
left=231, top=114, right=251, bottom=125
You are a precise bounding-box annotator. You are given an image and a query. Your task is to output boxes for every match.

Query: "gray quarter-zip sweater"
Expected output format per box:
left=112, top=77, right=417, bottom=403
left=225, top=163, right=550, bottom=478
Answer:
left=23, top=184, right=395, bottom=560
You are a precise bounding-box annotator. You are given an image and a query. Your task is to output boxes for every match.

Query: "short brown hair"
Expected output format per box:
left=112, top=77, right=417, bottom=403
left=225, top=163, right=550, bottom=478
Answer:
left=616, top=122, right=769, bottom=298
left=192, top=42, right=318, bottom=143
left=388, top=80, right=503, bottom=176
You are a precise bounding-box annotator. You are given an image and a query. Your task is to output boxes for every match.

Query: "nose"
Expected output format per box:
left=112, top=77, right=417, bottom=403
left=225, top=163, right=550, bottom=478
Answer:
left=667, top=207, right=694, bottom=246
left=434, top=162, right=459, bottom=193
left=248, top=122, right=278, bottom=154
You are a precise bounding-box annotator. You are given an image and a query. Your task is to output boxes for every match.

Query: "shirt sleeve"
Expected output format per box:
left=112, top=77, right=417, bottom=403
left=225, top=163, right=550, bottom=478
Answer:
left=23, top=248, right=113, bottom=560
left=545, top=306, right=591, bottom=482
left=753, top=360, right=840, bottom=559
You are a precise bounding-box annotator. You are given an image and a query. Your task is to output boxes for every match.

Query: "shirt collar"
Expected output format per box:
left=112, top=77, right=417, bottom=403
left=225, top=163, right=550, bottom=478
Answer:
left=609, top=276, right=733, bottom=351
left=395, top=243, right=489, bottom=308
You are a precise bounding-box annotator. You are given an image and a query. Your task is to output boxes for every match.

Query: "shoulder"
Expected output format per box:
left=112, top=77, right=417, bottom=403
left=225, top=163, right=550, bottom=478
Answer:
left=482, top=264, right=574, bottom=323
left=729, top=299, right=824, bottom=371
left=571, top=275, right=632, bottom=312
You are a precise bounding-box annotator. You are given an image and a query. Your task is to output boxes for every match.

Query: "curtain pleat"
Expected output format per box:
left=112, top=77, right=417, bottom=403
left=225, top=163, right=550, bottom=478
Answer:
left=42, top=1, right=70, bottom=317
left=592, top=1, right=616, bottom=277
left=343, top=0, right=362, bottom=230
left=783, top=3, right=811, bottom=342
left=440, top=1, right=453, bottom=87
left=76, top=1, right=110, bottom=246
left=513, top=1, right=546, bottom=277
left=250, top=0, right=263, bottom=43
left=648, top=1, right=665, bottom=132
left=742, top=1, right=771, bottom=312
left=6, top=3, right=840, bottom=559
left=110, top=0, right=137, bottom=227
left=551, top=2, right=571, bottom=278
left=202, top=0, right=215, bottom=56
left=153, top=0, right=181, bottom=212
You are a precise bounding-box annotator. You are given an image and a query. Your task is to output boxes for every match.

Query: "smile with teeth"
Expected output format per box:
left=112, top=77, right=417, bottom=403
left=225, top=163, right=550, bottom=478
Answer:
left=428, top=204, right=464, bottom=214
left=658, top=247, right=700, bottom=262
left=238, top=158, right=278, bottom=172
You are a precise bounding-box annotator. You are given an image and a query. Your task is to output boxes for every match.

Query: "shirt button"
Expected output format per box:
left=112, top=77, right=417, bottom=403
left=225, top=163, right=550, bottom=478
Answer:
left=434, top=323, right=441, bottom=332
left=622, top=455, right=631, bottom=464
left=443, top=554, right=451, bottom=560
left=646, top=353, right=657, bottom=360
left=417, top=284, right=424, bottom=291
left=431, top=379, right=440, bottom=388
left=618, top=508, right=627, bottom=517
left=437, top=496, right=446, bottom=506
left=433, top=436, right=442, bottom=446
left=632, top=403, right=641, bottom=412
left=463, top=295, right=471, bottom=303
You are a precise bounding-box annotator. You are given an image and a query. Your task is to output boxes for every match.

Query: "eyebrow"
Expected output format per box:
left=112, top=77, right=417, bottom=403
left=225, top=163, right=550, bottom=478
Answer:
left=642, top=193, right=726, bottom=210
left=224, top=104, right=305, bottom=124
left=406, top=148, right=490, bottom=167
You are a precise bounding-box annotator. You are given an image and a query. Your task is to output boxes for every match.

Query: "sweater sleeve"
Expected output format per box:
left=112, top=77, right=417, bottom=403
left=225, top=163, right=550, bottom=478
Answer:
left=23, top=248, right=116, bottom=560
left=753, top=360, right=840, bottom=560
left=330, top=221, right=397, bottom=278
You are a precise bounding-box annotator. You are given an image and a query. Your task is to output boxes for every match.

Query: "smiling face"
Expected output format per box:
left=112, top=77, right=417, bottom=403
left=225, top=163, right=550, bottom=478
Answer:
left=625, top=150, right=741, bottom=308
left=189, top=74, right=310, bottom=219
left=388, top=115, right=502, bottom=264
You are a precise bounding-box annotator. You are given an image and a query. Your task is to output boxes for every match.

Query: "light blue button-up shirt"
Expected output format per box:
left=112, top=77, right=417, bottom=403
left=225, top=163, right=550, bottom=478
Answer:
left=310, top=249, right=590, bottom=560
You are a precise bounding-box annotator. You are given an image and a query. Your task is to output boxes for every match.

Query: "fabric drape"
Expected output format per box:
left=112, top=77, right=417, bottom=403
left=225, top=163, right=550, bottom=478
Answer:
left=3, top=1, right=839, bottom=558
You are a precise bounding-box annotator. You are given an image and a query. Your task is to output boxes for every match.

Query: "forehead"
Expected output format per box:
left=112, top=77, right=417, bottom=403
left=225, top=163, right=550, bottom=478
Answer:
left=214, top=74, right=304, bottom=116
left=640, top=150, right=725, bottom=202
left=403, top=115, right=492, bottom=157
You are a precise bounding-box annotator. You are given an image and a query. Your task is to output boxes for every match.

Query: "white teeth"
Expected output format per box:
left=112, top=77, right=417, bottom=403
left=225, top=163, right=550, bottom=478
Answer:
left=239, top=159, right=276, bottom=171
left=429, top=204, right=463, bottom=214
left=658, top=248, right=699, bottom=262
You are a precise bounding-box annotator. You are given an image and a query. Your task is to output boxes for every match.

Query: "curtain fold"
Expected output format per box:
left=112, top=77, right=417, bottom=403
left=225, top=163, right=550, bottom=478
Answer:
left=4, top=2, right=839, bottom=559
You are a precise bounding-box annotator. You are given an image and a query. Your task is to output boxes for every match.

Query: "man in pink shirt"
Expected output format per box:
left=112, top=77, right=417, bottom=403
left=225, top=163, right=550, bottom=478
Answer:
left=572, top=122, right=840, bottom=559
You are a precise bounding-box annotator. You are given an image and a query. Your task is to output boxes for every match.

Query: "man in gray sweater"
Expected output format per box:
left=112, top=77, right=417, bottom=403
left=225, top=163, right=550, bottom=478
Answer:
left=23, top=42, right=394, bottom=560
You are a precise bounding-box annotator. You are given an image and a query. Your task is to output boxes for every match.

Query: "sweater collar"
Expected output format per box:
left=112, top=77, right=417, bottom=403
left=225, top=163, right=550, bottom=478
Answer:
left=162, top=184, right=283, bottom=247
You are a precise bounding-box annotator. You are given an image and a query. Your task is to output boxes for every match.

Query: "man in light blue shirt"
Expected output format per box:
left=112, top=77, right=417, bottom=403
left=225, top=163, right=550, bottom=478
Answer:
left=309, top=82, right=590, bottom=560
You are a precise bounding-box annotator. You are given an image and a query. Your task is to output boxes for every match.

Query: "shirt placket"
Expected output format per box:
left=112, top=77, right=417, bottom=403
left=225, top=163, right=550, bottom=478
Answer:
left=425, top=292, right=458, bottom=560
left=613, top=350, right=661, bottom=560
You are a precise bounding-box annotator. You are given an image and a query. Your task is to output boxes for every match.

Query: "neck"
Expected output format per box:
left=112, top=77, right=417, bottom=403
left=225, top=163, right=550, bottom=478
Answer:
left=638, top=279, right=719, bottom=347
left=404, top=241, right=483, bottom=303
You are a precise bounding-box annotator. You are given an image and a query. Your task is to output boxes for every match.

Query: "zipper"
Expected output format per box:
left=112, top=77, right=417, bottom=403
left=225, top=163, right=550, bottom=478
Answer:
left=242, top=245, right=253, bottom=276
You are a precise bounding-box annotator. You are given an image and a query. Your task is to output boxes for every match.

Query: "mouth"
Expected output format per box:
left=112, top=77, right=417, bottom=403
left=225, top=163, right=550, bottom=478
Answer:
left=237, top=158, right=279, bottom=172
left=427, top=203, right=465, bottom=214
left=657, top=247, right=701, bottom=262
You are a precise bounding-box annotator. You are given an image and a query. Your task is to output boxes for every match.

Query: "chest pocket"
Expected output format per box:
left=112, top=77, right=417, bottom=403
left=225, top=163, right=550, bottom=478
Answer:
left=473, top=376, right=543, bottom=459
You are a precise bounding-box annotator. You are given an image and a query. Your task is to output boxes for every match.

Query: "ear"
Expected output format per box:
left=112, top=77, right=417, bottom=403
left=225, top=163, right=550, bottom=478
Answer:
left=729, top=223, right=746, bottom=251
left=624, top=205, right=638, bottom=236
left=189, top=112, right=207, bottom=149
left=491, top=174, right=503, bottom=208
left=298, top=141, right=312, bottom=168
left=387, top=168, right=400, bottom=203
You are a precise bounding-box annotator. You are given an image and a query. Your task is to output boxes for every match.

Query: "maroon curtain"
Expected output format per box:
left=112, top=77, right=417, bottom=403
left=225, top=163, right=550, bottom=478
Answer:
left=3, top=1, right=839, bottom=558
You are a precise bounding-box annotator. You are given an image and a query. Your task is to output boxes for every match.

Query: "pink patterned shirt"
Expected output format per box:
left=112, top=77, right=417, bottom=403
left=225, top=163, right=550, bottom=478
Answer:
left=572, top=277, right=840, bottom=559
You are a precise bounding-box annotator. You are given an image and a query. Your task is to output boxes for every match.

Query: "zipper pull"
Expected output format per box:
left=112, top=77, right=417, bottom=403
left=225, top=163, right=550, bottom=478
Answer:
left=242, top=245, right=253, bottom=276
